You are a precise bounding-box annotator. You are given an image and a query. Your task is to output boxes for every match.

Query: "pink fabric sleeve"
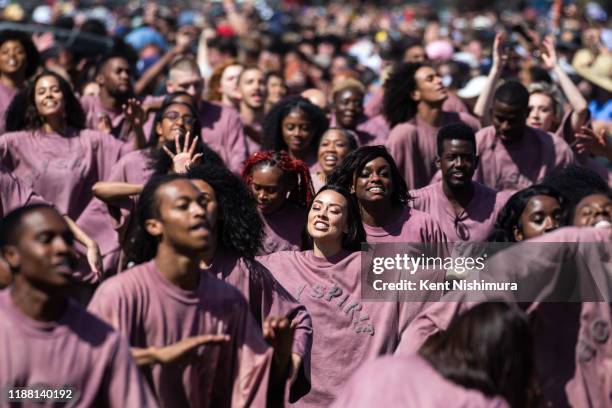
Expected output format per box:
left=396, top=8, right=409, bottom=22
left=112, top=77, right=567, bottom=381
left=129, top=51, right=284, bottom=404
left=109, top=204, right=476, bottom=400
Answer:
left=223, top=109, right=248, bottom=174
left=386, top=124, right=421, bottom=190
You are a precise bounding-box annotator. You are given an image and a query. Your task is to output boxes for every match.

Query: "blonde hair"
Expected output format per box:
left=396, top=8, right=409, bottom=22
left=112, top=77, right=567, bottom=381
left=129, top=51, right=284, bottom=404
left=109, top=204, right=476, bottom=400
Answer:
left=527, top=82, right=563, bottom=123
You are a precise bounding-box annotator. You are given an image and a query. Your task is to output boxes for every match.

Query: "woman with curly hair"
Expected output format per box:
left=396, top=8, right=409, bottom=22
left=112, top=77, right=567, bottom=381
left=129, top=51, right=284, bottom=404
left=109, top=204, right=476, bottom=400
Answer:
left=257, top=184, right=444, bottom=406
left=185, top=162, right=314, bottom=403
left=262, top=95, right=328, bottom=171
left=0, top=30, right=40, bottom=130
left=383, top=62, right=480, bottom=190
left=242, top=150, right=314, bottom=254
left=487, top=185, right=566, bottom=242
left=76, top=92, right=223, bottom=276
left=327, top=145, right=446, bottom=243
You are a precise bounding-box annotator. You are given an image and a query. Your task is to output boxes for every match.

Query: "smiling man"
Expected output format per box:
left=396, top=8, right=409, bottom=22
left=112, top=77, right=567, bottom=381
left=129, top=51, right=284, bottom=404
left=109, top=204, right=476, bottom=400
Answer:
left=473, top=81, right=575, bottom=191
left=0, top=205, right=156, bottom=406
left=410, top=123, right=511, bottom=242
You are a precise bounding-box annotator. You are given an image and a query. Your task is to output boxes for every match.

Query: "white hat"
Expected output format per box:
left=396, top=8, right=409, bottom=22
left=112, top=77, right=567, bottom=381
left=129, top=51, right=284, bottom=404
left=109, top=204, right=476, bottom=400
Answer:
left=458, top=76, right=488, bottom=99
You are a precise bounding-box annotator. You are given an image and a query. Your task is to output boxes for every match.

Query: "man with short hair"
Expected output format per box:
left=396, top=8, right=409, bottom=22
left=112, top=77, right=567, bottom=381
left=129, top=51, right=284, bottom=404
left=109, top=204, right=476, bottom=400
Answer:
left=474, top=81, right=575, bottom=191
left=410, top=123, right=511, bottom=241
left=0, top=204, right=156, bottom=407
left=238, top=66, right=267, bottom=156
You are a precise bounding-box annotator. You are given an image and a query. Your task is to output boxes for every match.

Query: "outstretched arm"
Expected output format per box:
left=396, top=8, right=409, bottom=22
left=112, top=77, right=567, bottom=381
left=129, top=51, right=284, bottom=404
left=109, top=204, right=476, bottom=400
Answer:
left=473, top=32, right=506, bottom=126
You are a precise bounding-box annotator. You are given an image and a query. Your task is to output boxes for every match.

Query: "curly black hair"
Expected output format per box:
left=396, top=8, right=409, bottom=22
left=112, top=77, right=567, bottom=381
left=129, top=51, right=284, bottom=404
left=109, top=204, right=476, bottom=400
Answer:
left=5, top=70, right=86, bottom=132
left=487, top=185, right=566, bottom=242
left=261, top=95, right=328, bottom=155
left=187, top=162, right=264, bottom=259
left=382, top=62, right=424, bottom=128
left=326, top=145, right=410, bottom=208
left=0, top=30, right=40, bottom=78
left=147, top=94, right=202, bottom=148
left=542, top=164, right=610, bottom=213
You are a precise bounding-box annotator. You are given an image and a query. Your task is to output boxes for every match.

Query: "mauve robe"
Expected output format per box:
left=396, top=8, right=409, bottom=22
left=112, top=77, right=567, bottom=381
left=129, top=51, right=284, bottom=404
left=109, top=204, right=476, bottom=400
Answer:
left=363, top=207, right=448, bottom=243
left=259, top=203, right=307, bottom=255
left=329, top=114, right=389, bottom=146
left=397, top=226, right=611, bottom=407
left=0, top=289, right=157, bottom=407
left=76, top=149, right=154, bottom=276
left=207, top=250, right=313, bottom=401
left=386, top=112, right=481, bottom=190
left=88, top=260, right=273, bottom=408
left=409, top=181, right=511, bottom=242
left=0, top=129, right=124, bottom=220
left=473, top=125, right=576, bottom=192
left=0, top=164, right=49, bottom=217
left=0, top=82, right=17, bottom=133
left=331, top=354, right=509, bottom=408
left=256, top=249, right=443, bottom=407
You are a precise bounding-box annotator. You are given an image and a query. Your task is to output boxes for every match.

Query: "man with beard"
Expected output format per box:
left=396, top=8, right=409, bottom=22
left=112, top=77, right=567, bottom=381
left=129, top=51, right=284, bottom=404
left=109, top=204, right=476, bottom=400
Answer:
left=0, top=204, right=156, bottom=406
left=238, top=65, right=267, bottom=156
left=409, top=123, right=511, bottom=242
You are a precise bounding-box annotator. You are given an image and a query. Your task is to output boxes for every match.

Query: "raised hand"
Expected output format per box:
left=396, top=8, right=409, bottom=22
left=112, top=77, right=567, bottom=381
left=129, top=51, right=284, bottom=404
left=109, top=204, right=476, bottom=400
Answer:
left=264, top=316, right=297, bottom=373
left=574, top=127, right=612, bottom=159
left=541, top=36, right=558, bottom=70
left=162, top=131, right=204, bottom=174
left=122, top=98, right=145, bottom=129
left=86, top=243, right=103, bottom=279
left=154, top=334, right=230, bottom=365
left=492, top=31, right=507, bottom=69
left=95, top=113, right=112, bottom=134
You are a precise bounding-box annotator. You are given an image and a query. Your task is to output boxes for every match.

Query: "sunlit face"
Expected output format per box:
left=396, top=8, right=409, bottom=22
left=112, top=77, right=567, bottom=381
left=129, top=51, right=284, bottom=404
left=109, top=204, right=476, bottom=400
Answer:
left=333, top=87, right=364, bottom=129
left=527, top=93, right=556, bottom=132
left=282, top=108, right=313, bottom=157
left=307, top=189, right=349, bottom=242
left=514, top=195, right=563, bottom=241
left=167, top=72, right=204, bottom=102
left=413, top=66, right=448, bottom=103
left=34, top=75, right=65, bottom=120
left=0, top=40, right=27, bottom=75
left=572, top=193, right=612, bottom=228
left=249, top=165, right=288, bottom=215
left=238, top=68, right=265, bottom=109
left=82, top=82, right=100, bottom=97
left=354, top=157, right=394, bottom=205
left=318, top=130, right=353, bottom=175
left=438, top=139, right=477, bottom=188
left=2, top=208, right=77, bottom=289
left=219, top=64, right=243, bottom=101
left=190, top=179, right=220, bottom=235
left=155, top=103, right=196, bottom=144
left=99, top=57, right=132, bottom=97
left=147, top=179, right=212, bottom=254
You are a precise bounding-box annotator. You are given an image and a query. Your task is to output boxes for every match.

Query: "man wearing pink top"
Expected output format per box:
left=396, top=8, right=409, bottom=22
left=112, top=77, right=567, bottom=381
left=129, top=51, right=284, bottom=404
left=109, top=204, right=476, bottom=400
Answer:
left=0, top=205, right=156, bottom=407
left=88, top=175, right=294, bottom=407
left=382, top=62, right=481, bottom=190
left=473, top=81, right=575, bottom=191
left=410, top=123, right=511, bottom=242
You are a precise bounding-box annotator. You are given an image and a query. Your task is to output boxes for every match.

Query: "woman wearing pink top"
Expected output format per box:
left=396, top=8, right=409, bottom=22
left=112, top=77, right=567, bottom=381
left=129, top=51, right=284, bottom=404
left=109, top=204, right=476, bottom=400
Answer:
left=311, top=128, right=358, bottom=193
left=334, top=302, right=538, bottom=408
left=257, top=185, right=444, bottom=407
left=0, top=30, right=39, bottom=132
left=327, top=146, right=447, bottom=243
left=262, top=96, right=329, bottom=172
left=242, top=151, right=314, bottom=255
left=0, top=70, right=125, bottom=221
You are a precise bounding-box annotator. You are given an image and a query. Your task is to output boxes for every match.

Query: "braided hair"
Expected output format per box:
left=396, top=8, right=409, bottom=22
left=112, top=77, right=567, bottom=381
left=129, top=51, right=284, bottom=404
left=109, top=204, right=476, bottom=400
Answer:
left=242, top=150, right=314, bottom=208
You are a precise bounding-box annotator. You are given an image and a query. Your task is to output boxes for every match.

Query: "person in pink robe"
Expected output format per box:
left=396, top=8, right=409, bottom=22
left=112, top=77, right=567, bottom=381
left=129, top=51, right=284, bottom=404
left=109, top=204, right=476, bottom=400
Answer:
left=364, top=87, right=469, bottom=119
left=88, top=175, right=297, bottom=407
left=242, top=151, right=314, bottom=255
left=334, top=302, right=538, bottom=408
left=330, top=79, right=389, bottom=145
left=187, top=162, right=314, bottom=401
left=327, top=145, right=447, bottom=243
left=410, top=123, right=512, bottom=242
left=0, top=205, right=157, bottom=407
left=1, top=70, right=125, bottom=221
left=382, top=62, right=481, bottom=189
left=0, top=164, right=49, bottom=217
left=471, top=81, right=575, bottom=191
left=262, top=96, right=329, bottom=173
left=0, top=30, right=39, bottom=133
left=257, top=185, right=444, bottom=407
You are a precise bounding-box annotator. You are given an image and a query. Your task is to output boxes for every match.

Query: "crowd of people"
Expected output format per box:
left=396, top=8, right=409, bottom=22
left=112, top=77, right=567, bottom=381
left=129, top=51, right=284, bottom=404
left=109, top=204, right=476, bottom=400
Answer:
left=0, top=0, right=610, bottom=406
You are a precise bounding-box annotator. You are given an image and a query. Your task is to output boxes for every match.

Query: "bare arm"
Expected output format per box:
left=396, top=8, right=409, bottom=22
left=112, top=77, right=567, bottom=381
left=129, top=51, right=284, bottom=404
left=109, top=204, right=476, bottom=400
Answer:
left=473, top=32, right=506, bottom=126
left=123, top=98, right=147, bottom=151
left=63, top=215, right=102, bottom=277
left=92, top=182, right=144, bottom=202
left=541, top=36, right=589, bottom=132
left=131, top=334, right=230, bottom=367
left=223, top=0, right=249, bottom=37
left=134, top=37, right=189, bottom=97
